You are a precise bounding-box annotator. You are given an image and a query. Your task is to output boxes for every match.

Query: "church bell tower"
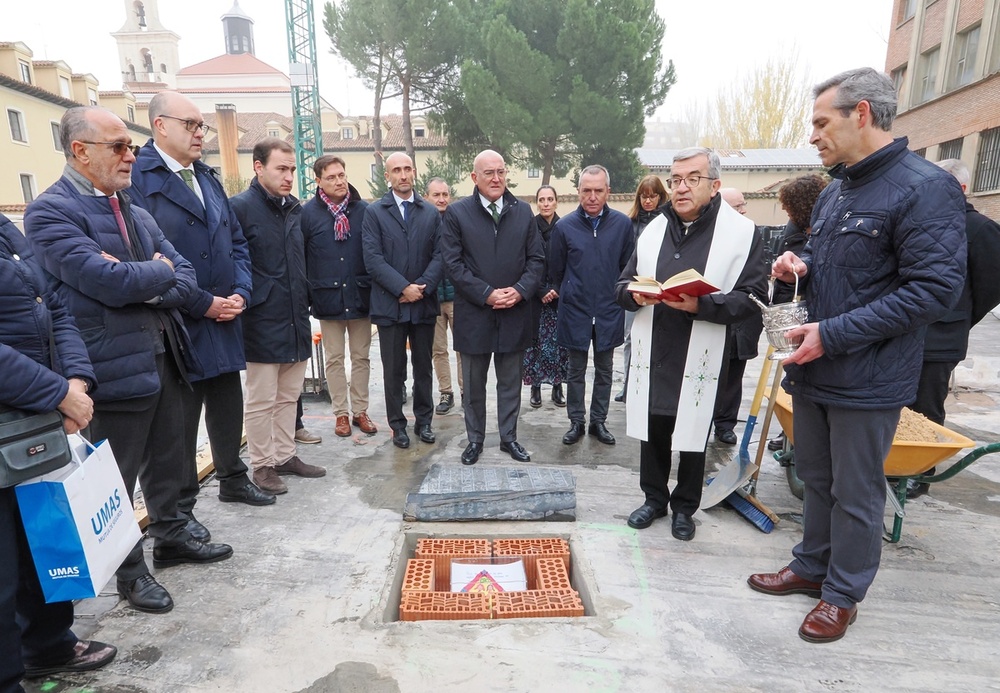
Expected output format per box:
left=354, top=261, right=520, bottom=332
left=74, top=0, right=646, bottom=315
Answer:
left=111, top=0, right=181, bottom=87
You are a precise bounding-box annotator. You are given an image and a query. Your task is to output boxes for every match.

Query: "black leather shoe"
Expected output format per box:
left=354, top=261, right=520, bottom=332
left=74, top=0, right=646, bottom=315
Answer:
left=219, top=480, right=276, bottom=506
left=767, top=431, right=787, bottom=451
left=499, top=440, right=531, bottom=461
left=715, top=429, right=738, bottom=445
left=671, top=512, right=696, bottom=541
left=392, top=428, right=410, bottom=449
left=417, top=424, right=436, bottom=444
left=153, top=539, right=234, bottom=568
left=552, top=384, right=566, bottom=407
left=562, top=422, right=586, bottom=445
left=117, top=573, right=173, bottom=614
left=613, top=390, right=625, bottom=403
left=529, top=385, right=542, bottom=408
left=627, top=503, right=667, bottom=529
left=461, top=442, right=483, bottom=465
left=184, top=516, right=211, bottom=543
left=588, top=422, right=616, bottom=445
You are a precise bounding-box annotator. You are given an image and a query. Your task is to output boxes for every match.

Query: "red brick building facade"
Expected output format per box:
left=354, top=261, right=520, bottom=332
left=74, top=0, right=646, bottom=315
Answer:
left=885, top=0, right=1000, bottom=218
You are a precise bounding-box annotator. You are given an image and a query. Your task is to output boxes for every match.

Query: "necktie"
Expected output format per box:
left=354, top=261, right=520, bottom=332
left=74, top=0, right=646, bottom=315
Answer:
left=107, top=195, right=131, bottom=248
left=179, top=169, right=198, bottom=193
left=589, top=215, right=600, bottom=231
left=488, top=202, right=499, bottom=224
left=401, top=200, right=412, bottom=225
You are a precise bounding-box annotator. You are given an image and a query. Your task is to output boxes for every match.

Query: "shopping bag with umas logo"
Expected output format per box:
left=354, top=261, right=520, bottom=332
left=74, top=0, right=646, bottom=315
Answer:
left=15, top=433, right=140, bottom=602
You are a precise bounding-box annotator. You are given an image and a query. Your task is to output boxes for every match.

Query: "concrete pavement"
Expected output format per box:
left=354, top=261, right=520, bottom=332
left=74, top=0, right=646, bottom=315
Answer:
left=25, top=313, right=1000, bottom=693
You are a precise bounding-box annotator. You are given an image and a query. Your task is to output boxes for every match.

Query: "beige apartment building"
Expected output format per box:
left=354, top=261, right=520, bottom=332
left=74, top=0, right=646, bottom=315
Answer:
left=0, top=41, right=149, bottom=217
left=885, top=0, right=1000, bottom=218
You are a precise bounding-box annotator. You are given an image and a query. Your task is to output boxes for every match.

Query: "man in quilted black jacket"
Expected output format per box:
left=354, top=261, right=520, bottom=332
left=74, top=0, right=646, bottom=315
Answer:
left=747, top=68, right=966, bottom=644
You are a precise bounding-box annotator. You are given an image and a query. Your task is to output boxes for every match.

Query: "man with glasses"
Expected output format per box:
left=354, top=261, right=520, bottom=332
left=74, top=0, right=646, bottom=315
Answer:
left=129, top=92, right=275, bottom=532
left=25, top=106, right=234, bottom=615
left=548, top=165, right=634, bottom=447
left=615, top=147, right=767, bottom=540
left=441, top=150, right=545, bottom=465
left=302, top=155, right=376, bottom=439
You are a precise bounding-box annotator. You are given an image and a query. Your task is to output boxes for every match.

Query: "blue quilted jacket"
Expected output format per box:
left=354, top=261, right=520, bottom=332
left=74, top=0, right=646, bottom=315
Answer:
left=783, top=138, right=967, bottom=409
left=24, top=176, right=200, bottom=403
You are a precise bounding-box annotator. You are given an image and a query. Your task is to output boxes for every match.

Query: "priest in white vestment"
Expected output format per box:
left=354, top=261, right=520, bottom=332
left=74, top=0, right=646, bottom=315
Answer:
left=614, top=147, right=767, bottom=540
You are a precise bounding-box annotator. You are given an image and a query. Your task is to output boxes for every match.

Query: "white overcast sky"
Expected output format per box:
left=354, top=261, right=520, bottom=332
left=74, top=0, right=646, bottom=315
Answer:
left=6, top=0, right=892, bottom=121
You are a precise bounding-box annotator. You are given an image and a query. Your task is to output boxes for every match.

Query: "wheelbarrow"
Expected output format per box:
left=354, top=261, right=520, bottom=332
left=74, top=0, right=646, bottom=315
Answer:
left=771, top=390, right=997, bottom=542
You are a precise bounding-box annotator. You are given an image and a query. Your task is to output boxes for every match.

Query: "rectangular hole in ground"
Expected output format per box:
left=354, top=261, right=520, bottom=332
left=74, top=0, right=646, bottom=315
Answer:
left=383, top=532, right=596, bottom=622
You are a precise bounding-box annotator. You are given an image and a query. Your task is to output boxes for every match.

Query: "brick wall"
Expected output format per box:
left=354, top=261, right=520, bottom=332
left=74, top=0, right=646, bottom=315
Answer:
left=921, top=0, right=949, bottom=51
left=957, top=0, right=986, bottom=31
left=894, top=73, right=1000, bottom=145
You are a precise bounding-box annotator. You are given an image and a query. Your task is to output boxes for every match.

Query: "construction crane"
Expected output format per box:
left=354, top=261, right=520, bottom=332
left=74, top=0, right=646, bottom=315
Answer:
left=285, top=0, right=323, bottom=199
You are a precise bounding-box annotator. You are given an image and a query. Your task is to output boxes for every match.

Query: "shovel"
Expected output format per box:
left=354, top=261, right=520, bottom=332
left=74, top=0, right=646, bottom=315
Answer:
left=700, top=346, right=776, bottom=510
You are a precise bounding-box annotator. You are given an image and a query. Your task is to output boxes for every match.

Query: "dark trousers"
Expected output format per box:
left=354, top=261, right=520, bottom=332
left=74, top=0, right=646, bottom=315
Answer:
left=462, top=350, right=524, bottom=444
left=88, top=352, right=191, bottom=582
left=713, top=356, right=747, bottom=432
left=1, top=487, right=77, bottom=692
left=912, top=360, right=957, bottom=426
left=378, top=322, right=435, bottom=432
left=639, top=414, right=706, bottom=516
left=789, top=397, right=899, bottom=608
left=178, top=371, right=251, bottom=515
left=566, top=329, right=614, bottom=426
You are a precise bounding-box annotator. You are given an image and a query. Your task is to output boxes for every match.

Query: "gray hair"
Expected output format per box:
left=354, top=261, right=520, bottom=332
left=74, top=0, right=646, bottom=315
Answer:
left=937, top=158, right=971, bottom=189
left=813, top=67, right=897, bottom=131
left=59, top=106, right=99, bottom=159
left=673, top=147, right=721, bottom=179
left=579, top=164, right=611, bottom=189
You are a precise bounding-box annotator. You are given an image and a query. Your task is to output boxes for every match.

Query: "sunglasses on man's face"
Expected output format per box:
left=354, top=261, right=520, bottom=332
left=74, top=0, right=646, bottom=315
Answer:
left=79, top=140, right=141, bottom=157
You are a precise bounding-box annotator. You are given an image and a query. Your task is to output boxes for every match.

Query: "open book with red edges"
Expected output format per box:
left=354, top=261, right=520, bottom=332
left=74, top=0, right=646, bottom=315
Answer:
left=626, top=269, right=720, bottom=302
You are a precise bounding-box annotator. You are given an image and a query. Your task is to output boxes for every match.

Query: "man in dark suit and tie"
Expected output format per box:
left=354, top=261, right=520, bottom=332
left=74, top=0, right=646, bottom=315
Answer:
left=25, top=106, right=233, bottom=616
left=362, top=152, right=443, bottom=449
left=441, top=149, right=545, bottom=465
left=128, top=92, right=275, bottom=528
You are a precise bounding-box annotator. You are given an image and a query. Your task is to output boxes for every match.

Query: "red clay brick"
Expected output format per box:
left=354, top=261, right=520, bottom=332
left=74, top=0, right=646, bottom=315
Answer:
left=492, top=538, right=570, bottom=581
left=399, top=591, right=491, bottom=622
left=492, top=589, right=585, bottom=619
left=535, top=557, right=572, bottom=591
left=414, top=538, right=491, bottom=588
left=401, top=558, right=435, bottom=594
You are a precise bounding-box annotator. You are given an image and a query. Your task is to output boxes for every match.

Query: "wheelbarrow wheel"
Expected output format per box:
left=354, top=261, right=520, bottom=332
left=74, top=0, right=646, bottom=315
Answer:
left=780, top=442, right=805, bottom=500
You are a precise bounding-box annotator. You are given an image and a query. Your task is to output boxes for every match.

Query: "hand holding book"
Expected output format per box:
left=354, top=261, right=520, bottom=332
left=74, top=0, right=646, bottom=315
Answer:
left=627, top=269, right=720, bottom=303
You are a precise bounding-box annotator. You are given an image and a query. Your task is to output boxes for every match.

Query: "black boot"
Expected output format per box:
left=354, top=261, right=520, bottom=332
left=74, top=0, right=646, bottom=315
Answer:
left=529, top=384, right=542, bottom=408
left=552, top=383, right=566, bottom=407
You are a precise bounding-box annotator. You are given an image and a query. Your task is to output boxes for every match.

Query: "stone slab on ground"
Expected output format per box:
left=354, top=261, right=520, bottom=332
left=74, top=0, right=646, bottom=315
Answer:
left=403, top=464, right=576, bottom=521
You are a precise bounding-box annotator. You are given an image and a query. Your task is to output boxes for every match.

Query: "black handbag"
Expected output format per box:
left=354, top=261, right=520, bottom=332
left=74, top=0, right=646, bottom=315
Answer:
left=0, top=277, right=74, bottom=487
left=0, top=405, right=72, bottom=488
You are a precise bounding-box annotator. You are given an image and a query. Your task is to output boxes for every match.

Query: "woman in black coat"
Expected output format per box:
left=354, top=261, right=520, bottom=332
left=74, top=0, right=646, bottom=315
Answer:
left=523, top=185, right=568, bottom=407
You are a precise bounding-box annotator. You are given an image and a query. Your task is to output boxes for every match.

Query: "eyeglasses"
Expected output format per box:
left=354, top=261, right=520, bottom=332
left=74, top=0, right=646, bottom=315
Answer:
left=79, top=140, right=141, bottom=156
left=160, top=115, right=210, bottom=134
left=639, top=193, right=661, bottom=201
left=667, top=175, right=716, bottom=189
left=479, top=169, right=507, bottom=179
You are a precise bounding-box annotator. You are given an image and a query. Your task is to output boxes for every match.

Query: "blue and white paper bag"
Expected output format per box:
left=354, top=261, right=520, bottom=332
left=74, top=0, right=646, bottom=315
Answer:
left=15, top=434, right=140, bottom=603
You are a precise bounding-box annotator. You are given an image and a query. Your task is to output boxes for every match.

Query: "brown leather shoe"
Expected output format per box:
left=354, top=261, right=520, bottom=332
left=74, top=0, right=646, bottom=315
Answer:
left=799, top=600, right=858, bottom=643
left=335, top=415, right=351, bottom=437
left=252, top=467, right=288, bottom=495
left=274, top=455, right=326, bottom=478
left=747, top=566, right=823, bottom=598
left=352, top=411, right=378, bottom=435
